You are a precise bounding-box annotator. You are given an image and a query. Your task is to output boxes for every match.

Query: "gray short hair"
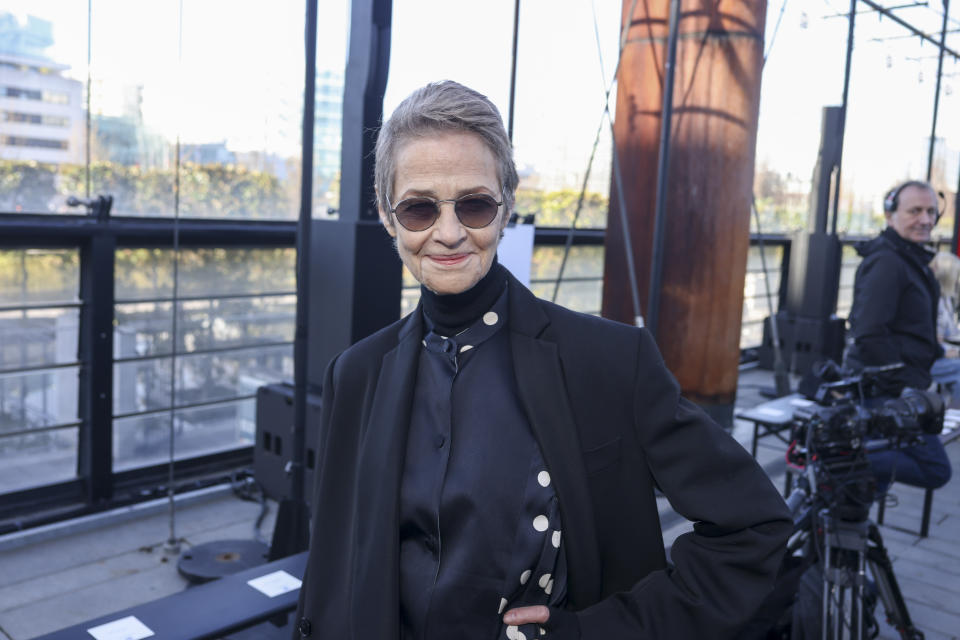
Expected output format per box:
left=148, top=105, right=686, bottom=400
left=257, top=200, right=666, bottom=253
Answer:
left=374, top=80, right=518, bottom=218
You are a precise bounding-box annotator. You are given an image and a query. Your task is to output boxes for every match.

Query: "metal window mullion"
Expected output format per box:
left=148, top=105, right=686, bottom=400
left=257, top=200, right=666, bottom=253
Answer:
left=0, top=421, right=83, bottom=439
left=0, top=361, right=81, bottom=376
left=77, top=233, right=116, bottom=504
left=0, top=301, right=83, bottom=313
left=529, top=276, right=603, bottom=285
left=114, top=290, right=296, bottom=306
left=112, top=393, right=257, bottom=421
left=112, top=339, right=294, bottom=364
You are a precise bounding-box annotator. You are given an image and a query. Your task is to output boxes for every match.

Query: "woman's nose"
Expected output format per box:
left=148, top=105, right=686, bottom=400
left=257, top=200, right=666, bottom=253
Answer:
left=433, top=202, right=465, bottom=243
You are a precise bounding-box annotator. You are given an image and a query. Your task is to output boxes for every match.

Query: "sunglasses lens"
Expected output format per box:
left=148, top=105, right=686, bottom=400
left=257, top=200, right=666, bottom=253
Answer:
left=455, top=195, right=499, bottom=228
left=395, top=198, right=439, bottom=231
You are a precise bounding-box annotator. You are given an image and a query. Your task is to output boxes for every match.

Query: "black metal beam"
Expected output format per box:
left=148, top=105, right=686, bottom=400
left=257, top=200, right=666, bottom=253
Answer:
left=533, top=227, right=606, bottom=245
left=858, top=0, right=960, bottom=59
left=926, top=0, right=950, bottom=181
left=307, top=0, right=398, bottom=390
left=339, top=0, right=393, bottom=224
left=77, top=234, right=116, bottom=505
left=0, top=214, right=296, bottom=247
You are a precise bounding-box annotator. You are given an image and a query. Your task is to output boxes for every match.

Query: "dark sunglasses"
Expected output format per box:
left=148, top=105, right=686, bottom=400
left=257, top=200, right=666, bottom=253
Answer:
left=390, top=192, right=503, bottom=232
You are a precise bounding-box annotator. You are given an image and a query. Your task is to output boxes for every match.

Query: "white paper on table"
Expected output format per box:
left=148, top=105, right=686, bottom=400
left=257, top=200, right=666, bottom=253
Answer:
left=247, top=570, right=302, bottom=598
left=756, top=407, right=786, bottom=417
left=790, top=398, right=814, bottom=407
left=86, top=615, right=154, bottom=640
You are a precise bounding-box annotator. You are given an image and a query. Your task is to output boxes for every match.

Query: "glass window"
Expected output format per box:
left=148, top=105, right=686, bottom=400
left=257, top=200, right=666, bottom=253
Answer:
left=511, top=0, right=620, bottom=229
left=0, top=3, right=88, bottom=214
left=115, top=248, right=295, bottom=302
left=0, top=426, right=78, bottom=494
left=113, top=399, right=255, bottom=472
left=740, top=244, right=784, bottom=349
left=174, top=0, right=303, bottom=220
left=755, top=2, right=960, bottom=238
left=529, top=245, right=604, bottom=314
left=112, top=247, right=295, bottom=471
left=314, top=0, right=350, bottom=217
left=0, top=248, right=80, bottom=492
left=836, top=244, right=862, bottom=321
left=384, top=0, right=514, bottom=119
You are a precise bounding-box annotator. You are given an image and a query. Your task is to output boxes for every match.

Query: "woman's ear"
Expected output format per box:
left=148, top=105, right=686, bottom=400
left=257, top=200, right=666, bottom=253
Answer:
left=376, top=191, right=397, bottom=238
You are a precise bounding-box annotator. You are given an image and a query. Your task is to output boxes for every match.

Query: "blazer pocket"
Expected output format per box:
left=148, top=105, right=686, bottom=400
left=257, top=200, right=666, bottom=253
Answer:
left=582, top=436, right=621, bottom=475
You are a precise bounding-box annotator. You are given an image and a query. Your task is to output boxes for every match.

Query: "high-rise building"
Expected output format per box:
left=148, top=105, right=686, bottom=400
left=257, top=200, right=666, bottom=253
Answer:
left=315, top=69, right=343, bottom=188
left=0, top=13, right=83, bottom=165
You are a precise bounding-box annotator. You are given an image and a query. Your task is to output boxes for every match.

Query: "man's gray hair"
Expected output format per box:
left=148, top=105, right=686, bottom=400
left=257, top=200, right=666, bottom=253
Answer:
left=374, top=80, right=519, bottom=219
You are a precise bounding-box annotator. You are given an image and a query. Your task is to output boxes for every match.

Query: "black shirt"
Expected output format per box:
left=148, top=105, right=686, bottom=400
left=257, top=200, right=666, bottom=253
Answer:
left=399, top=285, right=567, bottom=639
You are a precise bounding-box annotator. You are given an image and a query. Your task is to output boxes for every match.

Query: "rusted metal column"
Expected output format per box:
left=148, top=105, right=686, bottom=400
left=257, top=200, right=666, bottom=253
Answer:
left=602, top=0, right=766, bottom=425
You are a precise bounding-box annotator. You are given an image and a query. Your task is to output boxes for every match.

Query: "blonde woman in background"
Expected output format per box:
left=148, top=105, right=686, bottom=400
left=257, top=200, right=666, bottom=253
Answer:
left=932, top=251, right=960, bottom=346
left=930, top=251, right=960, bottom=405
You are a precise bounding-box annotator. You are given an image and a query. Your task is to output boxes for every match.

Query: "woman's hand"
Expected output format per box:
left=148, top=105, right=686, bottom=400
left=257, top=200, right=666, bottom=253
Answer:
left=503, top=605, right=550, bottom=626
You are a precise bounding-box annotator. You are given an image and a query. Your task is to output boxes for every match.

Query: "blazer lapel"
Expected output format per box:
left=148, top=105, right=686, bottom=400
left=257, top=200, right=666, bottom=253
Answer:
left=352, top=311, right=422, bottom=638
left=507, top=276, right=602, bottom=607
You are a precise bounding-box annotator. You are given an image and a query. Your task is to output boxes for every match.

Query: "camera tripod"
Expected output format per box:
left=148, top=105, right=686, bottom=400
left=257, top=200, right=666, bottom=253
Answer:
left=787, top=470, right=924, bottom=640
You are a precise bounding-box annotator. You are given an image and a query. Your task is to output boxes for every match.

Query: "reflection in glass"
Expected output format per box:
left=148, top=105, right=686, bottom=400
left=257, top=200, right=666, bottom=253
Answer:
left=836, top=245, right=862, bottom=320
left=0, top=307, right=79, bottom=370
left=0, top=249, right=79, bottom=306
left=114, top=301, right=174, bottom=359
left=115, top=248, right=296, bottom=301
left=0, top=4, right=88, bottom=214
left=175, top=0, right=303, bottom=220
left=512, top=0, right=619, bottom=230
left=113, top=345, right=292, bottom=416
left=740, top=245, right=783, bottom=348
left=0, top=367, right=79, bottom=432
left=0, top=427, right=78, bottom=493
left=530, top=280, right=602, bottom=316
left=530, top=245, right=604, bottom=281
left=113, top=399, right=255, bottom=472
left=530, top=245, right=604, bottom=314
left=114, top=295, right=295, bottom=359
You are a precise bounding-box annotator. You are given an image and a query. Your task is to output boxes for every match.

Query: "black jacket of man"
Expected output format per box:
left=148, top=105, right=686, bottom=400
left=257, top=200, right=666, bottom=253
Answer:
left=293, top=271, right=791, bottom=639
left=846, top=226, right=941, bottom=394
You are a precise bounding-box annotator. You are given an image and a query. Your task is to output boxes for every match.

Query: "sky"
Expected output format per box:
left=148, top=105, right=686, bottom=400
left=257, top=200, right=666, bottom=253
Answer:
left=3, top=0, right=959, bottom=217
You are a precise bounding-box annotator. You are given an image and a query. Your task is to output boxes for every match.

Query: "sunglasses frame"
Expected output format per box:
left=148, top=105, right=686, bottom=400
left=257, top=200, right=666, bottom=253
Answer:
left=389, top=190, right=504, bottom=232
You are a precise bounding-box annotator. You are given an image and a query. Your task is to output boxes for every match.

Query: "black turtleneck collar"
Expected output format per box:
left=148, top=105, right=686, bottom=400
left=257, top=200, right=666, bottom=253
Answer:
left=420, top=258, right=508, bottom=336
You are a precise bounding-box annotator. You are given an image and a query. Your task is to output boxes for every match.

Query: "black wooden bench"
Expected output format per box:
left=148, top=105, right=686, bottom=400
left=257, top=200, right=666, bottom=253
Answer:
left=33, top=551, right=307, bottom=639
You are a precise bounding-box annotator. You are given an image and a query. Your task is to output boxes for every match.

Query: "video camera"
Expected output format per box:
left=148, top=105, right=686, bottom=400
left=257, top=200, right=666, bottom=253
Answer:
left=787, top=361, right=944, bottom=523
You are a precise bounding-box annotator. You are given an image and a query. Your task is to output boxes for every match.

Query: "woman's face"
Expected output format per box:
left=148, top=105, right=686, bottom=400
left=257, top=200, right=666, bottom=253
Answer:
left=379, top=131, right=508, bottom=295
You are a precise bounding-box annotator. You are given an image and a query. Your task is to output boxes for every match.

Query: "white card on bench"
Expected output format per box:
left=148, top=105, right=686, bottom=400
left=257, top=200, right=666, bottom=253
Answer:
left=247, top=570, right=302, bottom=597
left=87, top=615, right=154, bottom=640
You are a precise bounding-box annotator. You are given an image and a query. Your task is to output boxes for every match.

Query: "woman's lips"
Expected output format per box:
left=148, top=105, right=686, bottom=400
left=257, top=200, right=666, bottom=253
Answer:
left=428, top=254, right=470, bottom=266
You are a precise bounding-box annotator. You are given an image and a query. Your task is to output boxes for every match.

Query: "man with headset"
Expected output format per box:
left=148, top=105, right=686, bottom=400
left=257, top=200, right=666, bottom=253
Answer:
left=845, top=180, right=952, bottom=492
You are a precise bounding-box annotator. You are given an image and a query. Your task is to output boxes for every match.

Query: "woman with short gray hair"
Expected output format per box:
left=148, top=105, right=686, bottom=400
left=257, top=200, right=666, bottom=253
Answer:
left=294, top=80, right=791, bottom=639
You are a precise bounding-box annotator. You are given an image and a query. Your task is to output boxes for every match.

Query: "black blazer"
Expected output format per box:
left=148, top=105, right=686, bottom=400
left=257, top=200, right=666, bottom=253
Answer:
left=847, top=227, right=941, bottom=394
left=295, top=273, right=791, bottom=639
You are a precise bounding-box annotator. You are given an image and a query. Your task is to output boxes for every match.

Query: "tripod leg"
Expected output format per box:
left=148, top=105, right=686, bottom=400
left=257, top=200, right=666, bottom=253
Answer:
left=866, top=525, right=925, bottom=640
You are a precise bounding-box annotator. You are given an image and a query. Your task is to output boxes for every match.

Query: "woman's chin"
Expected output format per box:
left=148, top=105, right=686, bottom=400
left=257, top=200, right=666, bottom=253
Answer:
left=423, top=274, right=479, bottom=296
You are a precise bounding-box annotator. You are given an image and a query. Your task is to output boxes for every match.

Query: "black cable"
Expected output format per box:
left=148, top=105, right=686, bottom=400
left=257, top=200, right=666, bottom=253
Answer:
left=763, top=0, right=790, bottom=66
left=231, top=471, right=270, bottom=543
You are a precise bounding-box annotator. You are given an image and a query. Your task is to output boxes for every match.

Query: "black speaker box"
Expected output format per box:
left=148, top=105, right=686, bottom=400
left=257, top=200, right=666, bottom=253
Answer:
left=758, top=312, right=846, bottom=376
left=254, top=383, right=321, bottom=504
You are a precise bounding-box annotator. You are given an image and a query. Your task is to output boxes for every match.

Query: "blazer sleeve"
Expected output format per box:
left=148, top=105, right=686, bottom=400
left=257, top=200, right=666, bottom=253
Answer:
left=574, top=330, right=792, bottom=639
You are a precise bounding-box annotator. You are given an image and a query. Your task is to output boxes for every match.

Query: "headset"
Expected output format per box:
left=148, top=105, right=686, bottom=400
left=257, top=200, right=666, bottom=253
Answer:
left=883, top=180, right=945, bottom=222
